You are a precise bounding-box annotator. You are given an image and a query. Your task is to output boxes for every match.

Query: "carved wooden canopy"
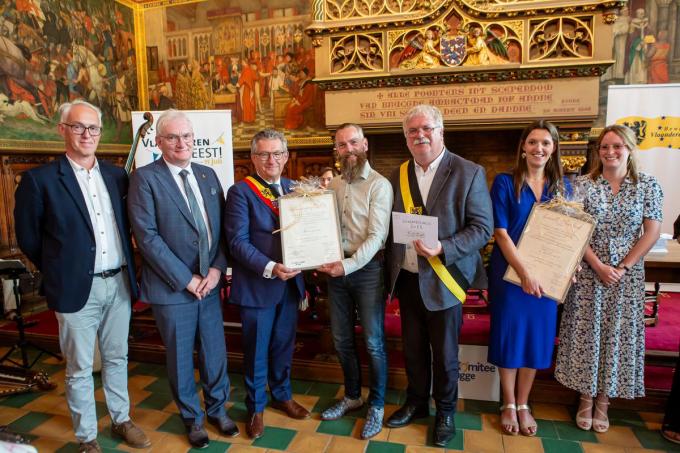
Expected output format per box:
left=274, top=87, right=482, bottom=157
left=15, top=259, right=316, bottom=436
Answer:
left=306, top=0, right=625, bottom=90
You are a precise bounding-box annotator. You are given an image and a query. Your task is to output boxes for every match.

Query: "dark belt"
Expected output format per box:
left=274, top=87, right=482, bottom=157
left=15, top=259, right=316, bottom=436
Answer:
left=93, top=266, right=125, bottom=279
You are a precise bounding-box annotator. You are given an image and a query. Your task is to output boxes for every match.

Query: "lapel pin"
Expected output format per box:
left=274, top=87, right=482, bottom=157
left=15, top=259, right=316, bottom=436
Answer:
left=211, top=188, right=217, bottom=195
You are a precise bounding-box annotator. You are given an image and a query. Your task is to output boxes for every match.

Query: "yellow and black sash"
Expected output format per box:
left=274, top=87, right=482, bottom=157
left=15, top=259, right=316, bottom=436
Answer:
left=399, top=160, right=469, bottom=303
left=244, top=175, right=279, bottom=216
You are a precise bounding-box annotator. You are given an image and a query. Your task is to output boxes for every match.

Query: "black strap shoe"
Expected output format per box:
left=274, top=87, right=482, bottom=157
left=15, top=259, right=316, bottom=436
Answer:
left=433, top=413, right=456, bottom=447
left=385, top=404, right=430, bottom=428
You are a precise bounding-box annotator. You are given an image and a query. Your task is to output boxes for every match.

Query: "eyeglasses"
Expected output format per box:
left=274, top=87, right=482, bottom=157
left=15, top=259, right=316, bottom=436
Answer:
left=159, top=133, right=194, bottom=145
left=334, top=138, right=363, bottom=151
left=61, top=123, right=102, bottom=136
left=406, top=126, right=440, bottom=137
left=252, top=151, right=287, bottom=161
left=599, top=144, right=627, bottom=151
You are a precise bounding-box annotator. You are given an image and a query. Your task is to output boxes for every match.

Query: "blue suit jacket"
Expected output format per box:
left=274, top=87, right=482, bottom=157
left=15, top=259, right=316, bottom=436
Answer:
left=14, top=155, right=138, bottom=313
left=128, top=159, right=227, bottom=305
left=387, top=150, right=493, bottom=311
left=224, top=178, right=304, bottom=308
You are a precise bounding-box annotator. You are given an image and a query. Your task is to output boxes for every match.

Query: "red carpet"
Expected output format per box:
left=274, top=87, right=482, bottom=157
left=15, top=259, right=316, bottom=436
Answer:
left=646, top=292, right=680, bottom=352
left=2, top=292, right=677, bottom=391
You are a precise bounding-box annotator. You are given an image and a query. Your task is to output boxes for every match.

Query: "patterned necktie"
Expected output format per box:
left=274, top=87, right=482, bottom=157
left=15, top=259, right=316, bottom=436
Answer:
left=179, top=169, right=209, bottom=277
left=271, top=183, right=282, bottom=197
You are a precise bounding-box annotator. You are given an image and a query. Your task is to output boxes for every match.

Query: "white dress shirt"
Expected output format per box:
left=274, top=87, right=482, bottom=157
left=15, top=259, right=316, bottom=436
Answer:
left=66, top=156, right=125, bottom=273
left=164, top=159, right=213, bottom=248
left=329, top=162, right=393, bottom=275
left=402, top=148, right=446, bottom=273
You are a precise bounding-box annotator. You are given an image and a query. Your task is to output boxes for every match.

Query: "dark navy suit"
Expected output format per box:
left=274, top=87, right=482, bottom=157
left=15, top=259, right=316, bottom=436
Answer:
left=128, top=158, right=229, bottom=425
left=14, top=155, right=138, bottom=312
left=225, top=177, right=304, bottom=413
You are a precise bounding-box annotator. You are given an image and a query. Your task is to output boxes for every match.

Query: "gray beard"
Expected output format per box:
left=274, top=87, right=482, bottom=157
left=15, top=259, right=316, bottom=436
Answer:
left=340, top=152, right=368, bottom=182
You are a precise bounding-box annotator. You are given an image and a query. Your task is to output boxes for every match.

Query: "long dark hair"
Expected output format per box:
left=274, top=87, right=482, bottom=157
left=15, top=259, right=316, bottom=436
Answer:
left=512, top=120, right=564, bottom=201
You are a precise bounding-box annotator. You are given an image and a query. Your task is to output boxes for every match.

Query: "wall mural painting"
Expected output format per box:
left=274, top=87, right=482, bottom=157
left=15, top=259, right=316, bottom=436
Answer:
left=144, top=0, right=326, bottom=147
left=597, top=0, right=679, bottom=125
left=0, top=0, right=137, bottom=144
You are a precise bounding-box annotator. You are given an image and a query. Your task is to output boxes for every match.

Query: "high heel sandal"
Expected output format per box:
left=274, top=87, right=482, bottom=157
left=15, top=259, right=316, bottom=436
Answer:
left=593, top=398, right=610, bottom=433
left=499, top=403, right=519, bottom=436
left=517, top=404, right=537, bottom=437
left=576, top=396, right=593, bottom=431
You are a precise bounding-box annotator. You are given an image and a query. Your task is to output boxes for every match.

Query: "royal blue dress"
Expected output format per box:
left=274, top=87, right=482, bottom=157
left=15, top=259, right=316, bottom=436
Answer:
left=487, top=173, right=567, bottom=369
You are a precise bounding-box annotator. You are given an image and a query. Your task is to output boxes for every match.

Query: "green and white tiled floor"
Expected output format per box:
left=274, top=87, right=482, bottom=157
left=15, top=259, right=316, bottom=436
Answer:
left=1, top=347, right=679, bottom=453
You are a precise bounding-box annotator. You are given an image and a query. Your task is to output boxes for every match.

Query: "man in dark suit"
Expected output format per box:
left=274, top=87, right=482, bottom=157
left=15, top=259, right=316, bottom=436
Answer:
left=128, top=110, right=237, bottom=449
left=225, top=129, right=309, bottom=439
left=14, top=100, right=150, bottom=453
left=385, top=104, right=493, bottom=447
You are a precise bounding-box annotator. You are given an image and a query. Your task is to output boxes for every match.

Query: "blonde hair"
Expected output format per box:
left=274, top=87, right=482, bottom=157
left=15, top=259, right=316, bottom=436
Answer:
left=589, top=124, right=639, bottom=184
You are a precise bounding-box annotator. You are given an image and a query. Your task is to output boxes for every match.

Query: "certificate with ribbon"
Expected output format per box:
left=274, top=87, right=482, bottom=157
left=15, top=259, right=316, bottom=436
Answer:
left=278, top=182, right=343, bottom=270
left=503, top=197, right=596, bottom=303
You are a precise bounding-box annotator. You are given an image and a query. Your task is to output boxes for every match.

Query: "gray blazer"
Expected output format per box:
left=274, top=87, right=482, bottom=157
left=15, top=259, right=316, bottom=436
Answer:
left=128, top=159, right=228, bottom=305
left=387, top=149, right=493, bottom=311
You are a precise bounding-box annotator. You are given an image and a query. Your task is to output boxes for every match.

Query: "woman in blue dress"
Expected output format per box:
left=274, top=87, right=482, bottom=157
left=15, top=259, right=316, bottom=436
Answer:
left=487, top=120, right=566, bottom=436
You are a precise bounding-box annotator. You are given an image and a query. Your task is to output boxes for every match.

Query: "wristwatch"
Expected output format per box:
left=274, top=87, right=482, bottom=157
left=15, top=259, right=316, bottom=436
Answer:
left=618, top=263, right=631, bottom=272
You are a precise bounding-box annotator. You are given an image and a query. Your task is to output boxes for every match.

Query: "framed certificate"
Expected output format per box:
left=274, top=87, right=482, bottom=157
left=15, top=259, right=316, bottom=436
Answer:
left=503, top=204, right=595, bottom=303
left=279, top=192, right=343, bottom=270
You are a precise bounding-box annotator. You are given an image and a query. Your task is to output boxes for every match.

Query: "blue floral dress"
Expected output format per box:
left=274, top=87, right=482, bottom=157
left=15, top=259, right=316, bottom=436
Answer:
left=555, top=173, right=663, bottom=398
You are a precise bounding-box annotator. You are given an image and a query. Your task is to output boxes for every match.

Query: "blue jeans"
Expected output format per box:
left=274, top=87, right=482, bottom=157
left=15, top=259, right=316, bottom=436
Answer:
left=56, top=272, right=131, bottom=443
left=328, top=259, right=387, bottom=407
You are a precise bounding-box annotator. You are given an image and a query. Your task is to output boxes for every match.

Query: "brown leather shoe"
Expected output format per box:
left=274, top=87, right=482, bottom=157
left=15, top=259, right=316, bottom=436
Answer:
left=111, top=420, right=151, bottom=448
left=78, top=440, right=102, bottom=453
left=246, top=412, right=264, bottom=439
left=271, top=399, right=311, bottom=420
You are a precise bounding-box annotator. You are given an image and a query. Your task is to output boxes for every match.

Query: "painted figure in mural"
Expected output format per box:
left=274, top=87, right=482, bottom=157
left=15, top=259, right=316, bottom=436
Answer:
left=399, top=29, right=442, bottom=69
left=174, top=63, right=191, bottom=110
left=284, top=67, right=314, bottom=130
left=238, top=56, right=257, bottom=123
left=463, top=25, right=508, bottom=66
left=114, top=63, right=132, bottom=141
left=150, top=84, right=175, bottom=110
left=624, top=8, right=649, bottom=84
left=269, top=66, right=286, bottom=110
left=609, top=7, right=630, bottom=80
left=647, top=30, right=670, bottom=84
left=190, top=59, right=211, bottom=109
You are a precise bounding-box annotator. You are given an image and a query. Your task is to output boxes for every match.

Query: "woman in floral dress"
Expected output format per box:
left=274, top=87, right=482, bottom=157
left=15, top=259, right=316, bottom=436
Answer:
left=555, top=125, right=663, bottom=433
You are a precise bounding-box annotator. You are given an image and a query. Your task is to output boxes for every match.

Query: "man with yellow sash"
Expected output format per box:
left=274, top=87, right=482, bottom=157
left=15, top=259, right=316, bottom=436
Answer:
left=224, top=129, right=309, bottom=440
left=385, top=104, right=493, bottom=447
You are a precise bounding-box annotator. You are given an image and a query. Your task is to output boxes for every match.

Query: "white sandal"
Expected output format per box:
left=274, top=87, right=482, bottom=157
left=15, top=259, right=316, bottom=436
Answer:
left=576, top=396, right=593, bottom=431
left=593, top=398, right=610, bottom=433
left=517, top=404, right=537, bottom=437
left=499, top=403, right=519, bottom=436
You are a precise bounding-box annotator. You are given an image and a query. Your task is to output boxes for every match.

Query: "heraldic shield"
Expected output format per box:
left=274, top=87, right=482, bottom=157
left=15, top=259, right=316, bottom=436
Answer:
left=441, top=34, right=466, bottom=66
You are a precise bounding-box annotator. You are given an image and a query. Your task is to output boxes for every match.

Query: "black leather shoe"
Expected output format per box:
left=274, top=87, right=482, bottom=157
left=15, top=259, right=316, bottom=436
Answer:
left=187, top=424, right=209, bottom=449
left=433, top=413, right=456, bottom=447
left=385, top=404, right=430, bottom=428
left=208, top=415, right=240, bottom=437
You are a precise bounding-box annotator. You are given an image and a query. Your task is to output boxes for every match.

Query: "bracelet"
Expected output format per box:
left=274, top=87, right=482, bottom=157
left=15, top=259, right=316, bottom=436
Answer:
left=618, top=263, right=631, bottom=272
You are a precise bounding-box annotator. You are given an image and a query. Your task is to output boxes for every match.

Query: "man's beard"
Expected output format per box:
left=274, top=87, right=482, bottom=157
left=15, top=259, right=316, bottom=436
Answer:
left=339, top=151, right=368, bottom=182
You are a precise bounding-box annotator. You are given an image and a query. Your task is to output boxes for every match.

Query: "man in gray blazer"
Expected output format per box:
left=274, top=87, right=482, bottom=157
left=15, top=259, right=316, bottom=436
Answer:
left=128, top=110, right=237, bottom=449
left=385, top=104, right=493, bottom=447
